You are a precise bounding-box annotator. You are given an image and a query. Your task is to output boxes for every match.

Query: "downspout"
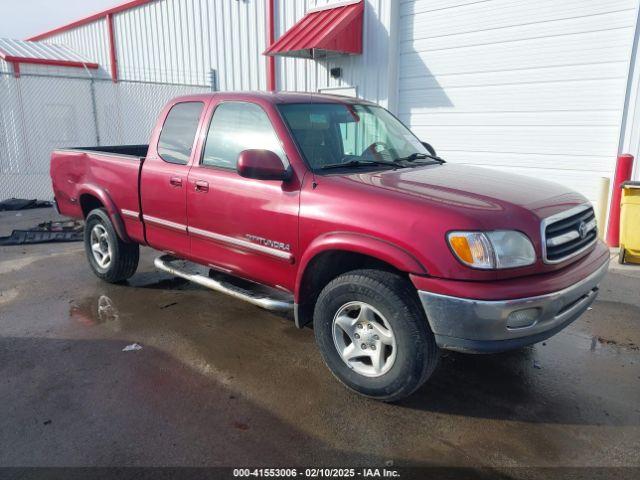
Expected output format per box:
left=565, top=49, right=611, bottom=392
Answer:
left=386, top=0, right=401, bottom=114
left=266, top=0, right=276, bottom=92
left=618, top=1, right=640, bottom=182
left=106, top=13, right=118, bottom=83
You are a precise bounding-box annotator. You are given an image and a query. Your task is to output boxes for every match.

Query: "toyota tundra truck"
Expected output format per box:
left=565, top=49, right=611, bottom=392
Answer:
left=51, top=92, right=609, bottom=401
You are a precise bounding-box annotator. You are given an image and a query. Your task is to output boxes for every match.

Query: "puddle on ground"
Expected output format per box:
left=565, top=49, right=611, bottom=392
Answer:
left=70, top=295, right=123, bottom=330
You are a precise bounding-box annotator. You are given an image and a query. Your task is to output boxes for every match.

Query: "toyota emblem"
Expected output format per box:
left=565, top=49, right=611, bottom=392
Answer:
left=578, top=221, right=589, bottom=239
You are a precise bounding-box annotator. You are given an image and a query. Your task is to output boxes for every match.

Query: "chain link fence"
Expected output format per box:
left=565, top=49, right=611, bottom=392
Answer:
left=0, top=70, right=210, bottom=200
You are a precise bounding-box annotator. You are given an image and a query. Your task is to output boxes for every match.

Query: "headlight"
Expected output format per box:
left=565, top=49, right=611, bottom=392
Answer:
left=447, top=231, right=536, bottom=269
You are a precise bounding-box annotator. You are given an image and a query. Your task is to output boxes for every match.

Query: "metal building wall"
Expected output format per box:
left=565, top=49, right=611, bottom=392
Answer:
left=42, top=0, right=271, bottom=90
left=397, top=0, right=640, bottom=206
left=40, top=0, right=396, bottom=101
left=621, top=5, right=640, bottom=180
left=275, top=0, right=398, bottom=109
left=43, top=20, right=113, bottom=79
left=208, top=0, right=268, bottom=91
left=113, top=0, right=208, bottom=85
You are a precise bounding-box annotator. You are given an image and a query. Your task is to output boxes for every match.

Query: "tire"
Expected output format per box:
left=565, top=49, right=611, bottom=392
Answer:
left=313, top=269, right=439, bottom=402
left=84, top=208, right=139, bottom=283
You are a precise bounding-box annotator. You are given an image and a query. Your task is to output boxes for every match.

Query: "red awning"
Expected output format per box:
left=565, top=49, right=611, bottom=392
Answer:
left=264, top=0, right=363, bottom=59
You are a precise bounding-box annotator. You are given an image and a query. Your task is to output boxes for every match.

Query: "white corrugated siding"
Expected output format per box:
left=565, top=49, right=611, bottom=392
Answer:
left=207, top=0, right=268, bottom=90
left=108, top=0, right=394, bottom=96
left=42, top=0, right=269, bottom=89
left=43, top=20, right=112, bottom=79
left=39, top=0, right=395, bottom=97
left=115, top=0, right=207, bottom=85
left=398, top=0, right=640, bottom=205
left=31, top=0, right=640, bottom=193
left=276, top=0, right=398, bottom=107
left=621, top=7, right=640, bottom=180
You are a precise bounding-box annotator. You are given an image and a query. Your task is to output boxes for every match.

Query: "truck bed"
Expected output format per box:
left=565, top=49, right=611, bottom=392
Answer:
left=51, top=145, right=147, bottom=244
left=61, top=145, right=148, bottom=159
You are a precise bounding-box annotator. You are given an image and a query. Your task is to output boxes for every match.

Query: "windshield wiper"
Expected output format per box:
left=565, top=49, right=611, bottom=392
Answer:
left=394, top=152, right=446, bottom=164
left=319, top=159, right=397, bottom=170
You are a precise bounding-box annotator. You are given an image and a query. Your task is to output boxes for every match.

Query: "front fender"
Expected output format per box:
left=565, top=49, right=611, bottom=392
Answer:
left=78, top=184, right=131, bottom=243
left=294, top=231, right=427, bottom=302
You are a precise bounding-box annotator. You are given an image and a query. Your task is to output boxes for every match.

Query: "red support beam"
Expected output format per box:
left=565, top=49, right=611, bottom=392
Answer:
left=266, top=0, right=276, bottom=92
left=27, top=0, right=154, bottom=41
left=106, top=14, right=119, bottom=83
left=12, top=62, right=20, bottom=78
left=1, top=55, right=99, bottom=70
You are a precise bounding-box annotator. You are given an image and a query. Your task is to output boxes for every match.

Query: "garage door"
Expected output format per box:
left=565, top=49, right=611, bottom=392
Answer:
left=398, top=0, right=639, bottom=205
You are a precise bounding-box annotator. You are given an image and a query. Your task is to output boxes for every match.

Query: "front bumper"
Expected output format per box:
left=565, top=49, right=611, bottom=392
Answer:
left=418, top=259, right=608, bottom=353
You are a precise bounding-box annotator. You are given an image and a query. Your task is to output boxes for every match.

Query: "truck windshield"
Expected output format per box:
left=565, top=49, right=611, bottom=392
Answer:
left=277, top=103, right=431, bottom=171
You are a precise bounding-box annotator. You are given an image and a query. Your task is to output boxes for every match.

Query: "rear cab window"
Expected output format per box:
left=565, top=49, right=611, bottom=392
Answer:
left=157, top=102, right=204, bottom=165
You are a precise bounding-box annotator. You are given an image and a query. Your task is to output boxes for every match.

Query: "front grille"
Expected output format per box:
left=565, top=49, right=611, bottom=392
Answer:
left=542, top=204, right=597, bottom=263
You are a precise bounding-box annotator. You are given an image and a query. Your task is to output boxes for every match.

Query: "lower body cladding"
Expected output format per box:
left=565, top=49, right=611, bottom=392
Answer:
left=418, top=260, right=609, bottom=353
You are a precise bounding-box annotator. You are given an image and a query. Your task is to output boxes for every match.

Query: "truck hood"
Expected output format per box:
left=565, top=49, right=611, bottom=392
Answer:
left=312, top=162, right=595, bottom=281
left=340, top=163, right=587, bottom=222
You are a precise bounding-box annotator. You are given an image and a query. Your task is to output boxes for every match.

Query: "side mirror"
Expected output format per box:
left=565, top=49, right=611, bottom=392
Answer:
left=421, top=142, right=437, bottom=157
left=237, top=149, right=291, bottom=181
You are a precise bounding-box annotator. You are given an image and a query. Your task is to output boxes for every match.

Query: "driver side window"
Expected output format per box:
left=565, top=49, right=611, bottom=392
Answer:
left=201, top=102, right=286, bottom=169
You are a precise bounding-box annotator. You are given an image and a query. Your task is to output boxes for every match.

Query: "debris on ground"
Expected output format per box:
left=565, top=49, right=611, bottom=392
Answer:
left=0, top=220, right=83, bottom=246
left=597, top=336, right=639, bottom=351
left=533, top=360, right=542, bottom=369
left=122, top=343, right=143, bottom=352
left=159, top=301, right=178, bottom=310
left=0, top=198, right=52, bottom=211
left=97, top=296, right=120, bottom=323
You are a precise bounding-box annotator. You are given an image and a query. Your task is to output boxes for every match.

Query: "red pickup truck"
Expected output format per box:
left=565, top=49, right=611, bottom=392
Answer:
left=51, top=92, right=608, bottom=401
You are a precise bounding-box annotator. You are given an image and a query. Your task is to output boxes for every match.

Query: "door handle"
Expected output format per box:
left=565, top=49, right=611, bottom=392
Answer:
left=169, top=176, right=183, bottom=187
left=194, top=180, right=209, bottom=193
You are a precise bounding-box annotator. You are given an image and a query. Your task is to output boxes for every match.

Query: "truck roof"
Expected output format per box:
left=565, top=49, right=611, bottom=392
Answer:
left=172, top=91, right=376, bottom=106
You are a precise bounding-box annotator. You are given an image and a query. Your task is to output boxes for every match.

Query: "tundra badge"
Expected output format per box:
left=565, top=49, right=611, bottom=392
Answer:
left=245, top=234, right=291, bottom=252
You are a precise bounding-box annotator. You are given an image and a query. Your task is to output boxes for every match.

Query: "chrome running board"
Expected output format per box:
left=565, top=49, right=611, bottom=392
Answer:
left=154, top=255, right=293, bottom=312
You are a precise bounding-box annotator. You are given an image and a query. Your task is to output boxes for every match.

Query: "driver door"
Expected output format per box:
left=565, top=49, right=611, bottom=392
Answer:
left=186, top=100, right=300, bottom=290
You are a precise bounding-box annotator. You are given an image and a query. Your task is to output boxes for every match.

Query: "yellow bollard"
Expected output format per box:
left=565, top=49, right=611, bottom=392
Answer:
left=596, top=176, right=610, bottom=240
left=619, top=181, right=640, bottom=264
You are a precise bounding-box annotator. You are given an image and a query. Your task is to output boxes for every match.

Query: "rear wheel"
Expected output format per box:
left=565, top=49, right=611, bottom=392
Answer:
left=313, top=269, right=439, bottom=402
left=84, top=208, right=139, bottom=283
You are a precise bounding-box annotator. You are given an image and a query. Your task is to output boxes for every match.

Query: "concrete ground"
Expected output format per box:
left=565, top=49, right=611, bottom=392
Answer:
left=0, top=208, right=639, bottom=474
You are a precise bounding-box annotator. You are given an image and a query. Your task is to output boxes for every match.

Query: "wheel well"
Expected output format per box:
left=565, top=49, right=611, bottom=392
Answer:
left=296, top=250, right=406, bottom=328
left=79, top=194, right=103, bottom=218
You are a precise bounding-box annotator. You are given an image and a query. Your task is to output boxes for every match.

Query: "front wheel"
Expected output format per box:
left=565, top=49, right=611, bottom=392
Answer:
left=313, top=269, right=439, bottom=402
left=84, top=208, right=139, bottom=283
